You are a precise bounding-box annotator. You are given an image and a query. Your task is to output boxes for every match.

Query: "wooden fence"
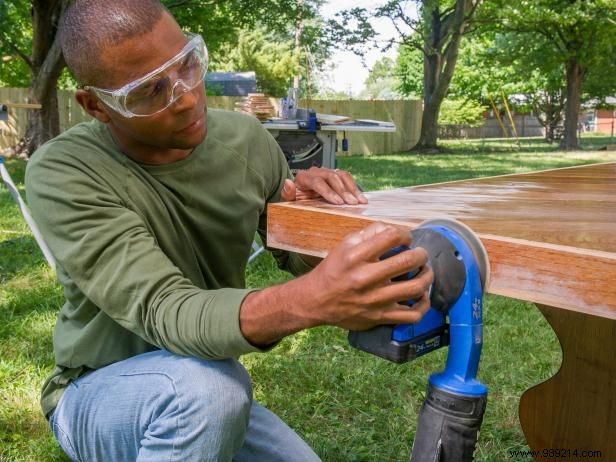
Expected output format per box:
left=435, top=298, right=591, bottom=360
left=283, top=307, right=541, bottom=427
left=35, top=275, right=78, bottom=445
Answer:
left=0, top=88, right=422, bottom=155
left=439, top=115, right=545, bottom=139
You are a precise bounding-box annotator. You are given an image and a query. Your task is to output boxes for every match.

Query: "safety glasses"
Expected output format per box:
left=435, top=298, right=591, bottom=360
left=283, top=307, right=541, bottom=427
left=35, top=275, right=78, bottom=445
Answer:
left=84, top=33, right=208, bottom=118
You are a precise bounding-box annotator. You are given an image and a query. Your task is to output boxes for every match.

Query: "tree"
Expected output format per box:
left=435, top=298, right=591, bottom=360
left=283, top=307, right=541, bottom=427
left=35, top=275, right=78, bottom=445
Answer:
left=365, top=57, right=397, bottom=87
left=359, top=57, right=402, bottom=99
left=396, top=43, right=423, bottom=99
left=438, top=98, right=485, bottom=126
left=329, top=0, right=482, bottom=152
left=477, top=32, right=568, bottom=143
left=214, top=27, right=300, bottom=97
left=488, top=0, right=616, bottom=150
left=0, top=0, right=326, bottom=157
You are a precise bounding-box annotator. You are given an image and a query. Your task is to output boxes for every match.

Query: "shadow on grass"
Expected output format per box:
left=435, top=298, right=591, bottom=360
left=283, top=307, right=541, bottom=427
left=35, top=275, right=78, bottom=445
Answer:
left=0, top=236, right=46, bottom=281
left=437, top=138, right=559, bottom=155
left=440, top=135, right=615, bottom=154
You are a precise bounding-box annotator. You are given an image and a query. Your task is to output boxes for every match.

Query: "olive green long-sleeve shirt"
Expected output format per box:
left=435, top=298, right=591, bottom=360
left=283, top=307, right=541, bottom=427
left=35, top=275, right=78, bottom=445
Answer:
left=25, top=109, right=312, bottom=417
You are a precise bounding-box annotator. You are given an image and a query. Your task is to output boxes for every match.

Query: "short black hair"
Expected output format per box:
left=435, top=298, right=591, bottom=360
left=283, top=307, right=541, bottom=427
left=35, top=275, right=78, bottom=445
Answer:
left=60, top=0, right=168, bottom=86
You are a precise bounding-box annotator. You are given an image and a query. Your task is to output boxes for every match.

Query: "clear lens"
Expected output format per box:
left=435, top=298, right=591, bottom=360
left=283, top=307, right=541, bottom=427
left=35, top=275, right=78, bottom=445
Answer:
left=125, top=76, right=171, bottom=115
left=124, top=38, right=207, bottom=116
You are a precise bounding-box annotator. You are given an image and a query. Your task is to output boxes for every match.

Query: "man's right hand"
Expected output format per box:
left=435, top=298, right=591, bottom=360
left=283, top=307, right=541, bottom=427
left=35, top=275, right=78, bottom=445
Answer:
left=239, top=222, right=433, bottom=346
left=302, top=222, right=433, bottom=331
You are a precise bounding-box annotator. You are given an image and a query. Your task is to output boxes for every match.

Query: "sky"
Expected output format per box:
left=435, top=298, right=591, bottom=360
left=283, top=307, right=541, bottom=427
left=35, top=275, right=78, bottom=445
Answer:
left=319, top=0, right=411, bottom=96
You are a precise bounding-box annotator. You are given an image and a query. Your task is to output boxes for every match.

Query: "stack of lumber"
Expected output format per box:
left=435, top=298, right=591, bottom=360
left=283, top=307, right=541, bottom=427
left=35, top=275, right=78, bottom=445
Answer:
left=234, top=93, right=275, bottom=120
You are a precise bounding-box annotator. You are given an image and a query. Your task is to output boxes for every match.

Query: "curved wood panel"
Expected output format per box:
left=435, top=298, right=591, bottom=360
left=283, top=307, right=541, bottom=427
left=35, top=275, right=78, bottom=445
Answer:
left=520, top=304, right=616, bottom=460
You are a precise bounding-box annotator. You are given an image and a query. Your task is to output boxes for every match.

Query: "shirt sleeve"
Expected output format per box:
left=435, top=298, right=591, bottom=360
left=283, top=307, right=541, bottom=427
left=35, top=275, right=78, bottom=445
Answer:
left=257, top=128, right=316, bottom=276
left=26, top=145, right=266, bottom=360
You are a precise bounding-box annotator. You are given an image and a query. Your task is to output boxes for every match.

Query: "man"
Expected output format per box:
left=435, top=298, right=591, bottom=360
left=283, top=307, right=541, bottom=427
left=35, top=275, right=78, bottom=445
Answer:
left=25, top=0, right=433, bottom=460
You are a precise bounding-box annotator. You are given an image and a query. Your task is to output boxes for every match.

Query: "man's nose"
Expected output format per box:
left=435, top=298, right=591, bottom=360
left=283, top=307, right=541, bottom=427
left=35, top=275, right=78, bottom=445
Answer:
left=169, top=79, right=198, bottom=111
left=171, top=79, right=192, bottom=99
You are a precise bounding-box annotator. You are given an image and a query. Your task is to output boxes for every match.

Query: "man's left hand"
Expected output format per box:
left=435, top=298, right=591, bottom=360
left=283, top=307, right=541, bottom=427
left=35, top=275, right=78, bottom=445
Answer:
left=280, top=166, right=368, bottom=205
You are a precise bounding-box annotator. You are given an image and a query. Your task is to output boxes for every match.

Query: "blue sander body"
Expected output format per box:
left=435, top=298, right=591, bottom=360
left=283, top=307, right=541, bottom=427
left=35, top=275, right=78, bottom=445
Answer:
left=348, top=218, right=490, bottom=462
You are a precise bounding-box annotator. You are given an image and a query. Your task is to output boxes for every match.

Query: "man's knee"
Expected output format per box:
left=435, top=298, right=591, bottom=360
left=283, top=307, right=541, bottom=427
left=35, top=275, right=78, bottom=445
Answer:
left=145, top=353, right=254, bottom=457
left=151, top=353, right=253, bottom=424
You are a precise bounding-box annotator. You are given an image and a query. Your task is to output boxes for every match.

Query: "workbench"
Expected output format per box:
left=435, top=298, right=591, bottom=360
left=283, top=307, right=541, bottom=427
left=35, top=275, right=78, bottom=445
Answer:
left=263, top=119, right=395, bottom=172
left=266, top=162, right=616, bottom=460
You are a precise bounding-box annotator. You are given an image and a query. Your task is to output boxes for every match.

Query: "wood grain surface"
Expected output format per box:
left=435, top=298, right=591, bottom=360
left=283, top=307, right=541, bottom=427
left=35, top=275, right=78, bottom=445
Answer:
left=267, top=162, right=616, bottom=319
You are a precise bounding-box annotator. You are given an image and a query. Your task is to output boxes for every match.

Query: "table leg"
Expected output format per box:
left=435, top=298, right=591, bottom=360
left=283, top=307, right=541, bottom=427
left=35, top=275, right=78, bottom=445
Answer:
left=519, top=304, right=616, bottom=461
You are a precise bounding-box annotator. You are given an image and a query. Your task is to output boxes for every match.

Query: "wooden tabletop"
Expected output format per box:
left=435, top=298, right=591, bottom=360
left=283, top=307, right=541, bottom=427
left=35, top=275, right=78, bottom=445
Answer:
left=267, top=162, right=616, bottom=320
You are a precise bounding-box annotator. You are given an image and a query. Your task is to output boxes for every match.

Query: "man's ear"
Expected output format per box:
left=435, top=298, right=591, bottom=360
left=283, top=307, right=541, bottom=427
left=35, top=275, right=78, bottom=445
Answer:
left=75, top=89, right=111, bottom=123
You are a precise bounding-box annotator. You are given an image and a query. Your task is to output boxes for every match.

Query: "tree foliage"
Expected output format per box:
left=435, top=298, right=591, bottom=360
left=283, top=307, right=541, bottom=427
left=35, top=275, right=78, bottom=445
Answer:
left=365, top=57, right=397, bottom=87
left=438, top=98, right=485, bottom=126
left=395, top=43, right=423, bottom=99
left=359, top=57, right=403, bottom=100
left=213, top=27, right=299, bottom=97
left=168, top=0, right=326, bottom=64
left=0, top=0, right=31, bottom=87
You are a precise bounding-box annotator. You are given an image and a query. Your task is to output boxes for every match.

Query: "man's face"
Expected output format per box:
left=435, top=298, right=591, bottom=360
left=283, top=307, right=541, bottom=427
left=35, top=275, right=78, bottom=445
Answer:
left=97, top=13, right=207, bottom=152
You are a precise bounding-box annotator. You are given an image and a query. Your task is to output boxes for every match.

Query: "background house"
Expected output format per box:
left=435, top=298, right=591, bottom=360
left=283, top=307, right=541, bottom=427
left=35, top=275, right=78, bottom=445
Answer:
left=582, top=97, right=616, bottom=135
left=204, top=71, right=257, bottom=96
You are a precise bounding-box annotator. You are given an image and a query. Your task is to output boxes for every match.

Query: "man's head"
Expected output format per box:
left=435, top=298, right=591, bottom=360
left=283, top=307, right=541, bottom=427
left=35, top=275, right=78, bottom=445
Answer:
left=61, top=0, right=167, bottom=87
left=60, top=0, right=208, bottom=162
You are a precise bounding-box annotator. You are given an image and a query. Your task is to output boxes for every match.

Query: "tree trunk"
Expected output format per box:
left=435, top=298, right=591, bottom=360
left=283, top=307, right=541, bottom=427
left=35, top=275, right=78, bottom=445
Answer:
left=22, top=72, right=62, bottom=155
left=561, top=58, right=583, bottom=150
left=419, top=95, right=442, bottom=150
left=293, top=0, right=304, bottom=90
left=543, top=94, right=558, bottom=143
left=414, top=0, right=474, bottom=152
left=417, top=47, right=443, bottom=150
left=14, top=0, right=67, bottom=157
left=534, top=90, right=564, bottom=143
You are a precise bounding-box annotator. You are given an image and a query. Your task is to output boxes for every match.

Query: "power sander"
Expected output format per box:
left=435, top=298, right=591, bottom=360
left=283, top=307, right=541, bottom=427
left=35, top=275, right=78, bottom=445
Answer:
left=348, top=218, right=490, bottom=462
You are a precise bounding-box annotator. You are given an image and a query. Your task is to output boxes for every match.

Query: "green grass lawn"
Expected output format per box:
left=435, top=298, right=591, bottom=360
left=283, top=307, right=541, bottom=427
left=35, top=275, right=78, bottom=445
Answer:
left=2, top=135, right=616, bottom=461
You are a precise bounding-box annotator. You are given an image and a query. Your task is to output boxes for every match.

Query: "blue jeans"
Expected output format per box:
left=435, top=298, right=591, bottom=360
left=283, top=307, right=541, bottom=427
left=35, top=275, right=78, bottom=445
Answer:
left=48, top=350, right=320, bottom=461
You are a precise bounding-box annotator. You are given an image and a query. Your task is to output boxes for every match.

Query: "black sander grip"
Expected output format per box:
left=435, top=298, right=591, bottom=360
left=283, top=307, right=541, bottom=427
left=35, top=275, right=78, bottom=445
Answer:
left=410, top=383, right=487, bottom=462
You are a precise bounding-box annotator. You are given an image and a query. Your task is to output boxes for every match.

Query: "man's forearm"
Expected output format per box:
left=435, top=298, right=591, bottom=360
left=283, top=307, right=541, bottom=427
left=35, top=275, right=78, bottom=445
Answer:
left=239, top=274, right=323, bottom=346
